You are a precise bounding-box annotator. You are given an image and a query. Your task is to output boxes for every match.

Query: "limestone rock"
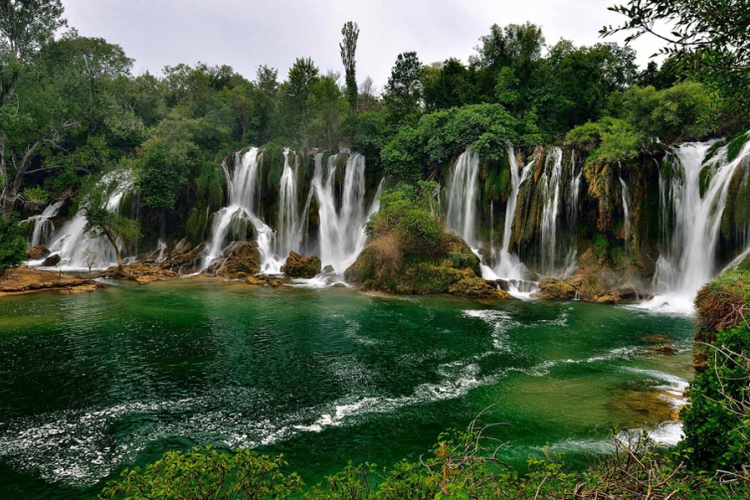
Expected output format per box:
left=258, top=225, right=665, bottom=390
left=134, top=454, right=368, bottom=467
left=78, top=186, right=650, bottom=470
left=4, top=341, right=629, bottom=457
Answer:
left=448, top=277, right=513, bottom=299
left=532, top=278, right=577, bottom=300
left=245, top=274, right=269, bottom=286
left=42, top=254, right=61, bottom=267
left=281, top=251, right=321, bottom=279
left=27, top=246, right=50, bottom=260
left=218, top=241, right=261, bottom=278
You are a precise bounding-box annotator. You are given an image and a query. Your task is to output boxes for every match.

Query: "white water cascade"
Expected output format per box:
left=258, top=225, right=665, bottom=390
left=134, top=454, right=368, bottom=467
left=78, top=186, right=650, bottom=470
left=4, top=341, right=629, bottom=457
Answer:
left=446, top=149, right=480, bottom=247
left=491, top=146, right=535, bottom=280
left=619, top=177, right=630, bottom=256
left=44, top=171, right=135, bottom=270
left=539, top=147, right=564, bottom=275
left=23, top=201, right=64, bottom=248
left=569, top=152, right=582, bottom=231
left=311, top=153, right=383, bottom=273
left=640, top=140, right=750, bottom=313
left=277, top=150, right=303, bottom=258
left=202, top=148, right=283, bottom=274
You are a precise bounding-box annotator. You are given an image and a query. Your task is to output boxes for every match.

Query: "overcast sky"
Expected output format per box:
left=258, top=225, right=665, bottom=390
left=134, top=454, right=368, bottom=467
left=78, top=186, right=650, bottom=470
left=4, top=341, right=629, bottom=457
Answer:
left=62, top=0, right=665, bottom=90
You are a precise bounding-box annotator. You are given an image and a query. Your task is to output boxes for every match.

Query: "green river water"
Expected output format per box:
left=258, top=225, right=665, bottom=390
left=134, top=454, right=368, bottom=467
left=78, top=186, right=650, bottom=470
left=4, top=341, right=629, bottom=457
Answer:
left=0, top=279, right=695, bottom=498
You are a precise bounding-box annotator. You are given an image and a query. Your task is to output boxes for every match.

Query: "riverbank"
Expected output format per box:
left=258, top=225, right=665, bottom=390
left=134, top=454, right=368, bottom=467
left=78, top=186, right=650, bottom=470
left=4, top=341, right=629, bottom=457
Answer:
left=0, top=266, right=106, bottom=298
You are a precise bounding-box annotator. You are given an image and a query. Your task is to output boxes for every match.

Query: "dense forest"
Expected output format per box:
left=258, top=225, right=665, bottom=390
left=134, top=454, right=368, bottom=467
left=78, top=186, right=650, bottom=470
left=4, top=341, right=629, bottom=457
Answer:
left=1, top=0, right=748, bottom=291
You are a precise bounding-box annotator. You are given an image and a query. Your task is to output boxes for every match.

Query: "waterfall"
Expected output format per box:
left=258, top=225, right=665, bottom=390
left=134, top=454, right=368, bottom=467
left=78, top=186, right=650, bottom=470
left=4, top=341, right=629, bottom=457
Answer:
left=569, top=152, right=581, bottom=230
left=44, top=171, right=135, bottom=270
left=539, top=147, right=563, bottom=275
left=311, top=153, right=382, bottom=273
left=491, top=146, right=534, bottom=280
left=23, top=201, right=64, bottom=249
left=446, top=149, right=480, bottom=247
left=277, top=149, right=302, bottom=258
left=619, top=177, right=630, bottom=255
left=642, top=140, right=750, bottom=312
left=203, top=148, right=283, bottom=274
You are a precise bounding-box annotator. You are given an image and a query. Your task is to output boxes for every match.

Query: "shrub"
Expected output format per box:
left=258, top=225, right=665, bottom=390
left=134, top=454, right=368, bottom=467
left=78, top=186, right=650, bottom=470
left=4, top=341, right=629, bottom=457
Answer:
left=0, top=219, right=27, bottom=277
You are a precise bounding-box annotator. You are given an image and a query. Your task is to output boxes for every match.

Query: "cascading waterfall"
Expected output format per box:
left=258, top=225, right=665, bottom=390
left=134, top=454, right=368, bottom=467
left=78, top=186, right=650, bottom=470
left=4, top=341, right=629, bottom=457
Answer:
left=644, top=140, right=750, bottom=312
left=446, top=149, right=480, bottom=247
left=277, top=149, right=302, bottom=258
left=44, top=171, right=135, bottom=270
left=311, top=153, right=383, bottom=273
left=203, top=148, right=282, bottom=273
left=23, top=201, right=64, bottom=249
left=568, top=152, right=581, bottom=232
left=539, top=147, right=563, bottom=275
left=619, top=177, right=630, bottom=256
left=490, top=146, right=535, bottom=280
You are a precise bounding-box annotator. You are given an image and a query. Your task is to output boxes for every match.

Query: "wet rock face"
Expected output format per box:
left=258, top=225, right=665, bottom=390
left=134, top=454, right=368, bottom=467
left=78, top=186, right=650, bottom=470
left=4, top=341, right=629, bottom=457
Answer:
left=27, top=246, right=50, bottom=260
left=42, top=254, right=61, bottom=267
left=532, top=277, right=577, bottom=300
left=281, top=252, right=321, bottom=279
left=217, top=242, right=261, bottom=278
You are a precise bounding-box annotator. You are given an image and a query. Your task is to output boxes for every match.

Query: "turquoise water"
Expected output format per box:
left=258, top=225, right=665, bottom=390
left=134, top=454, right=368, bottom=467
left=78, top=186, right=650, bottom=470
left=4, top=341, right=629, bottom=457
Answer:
left=0, top=279, right=694, bottom=498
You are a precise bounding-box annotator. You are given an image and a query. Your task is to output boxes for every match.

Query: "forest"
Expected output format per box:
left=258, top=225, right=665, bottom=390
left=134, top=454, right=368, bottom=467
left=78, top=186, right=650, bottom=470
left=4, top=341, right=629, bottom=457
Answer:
left=2, top=0, right=750, bottom=499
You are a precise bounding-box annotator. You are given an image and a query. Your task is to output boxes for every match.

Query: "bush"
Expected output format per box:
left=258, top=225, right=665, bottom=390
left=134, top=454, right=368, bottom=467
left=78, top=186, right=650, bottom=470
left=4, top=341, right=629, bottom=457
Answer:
left=0, top=218, right=27, bottom=277
left=99, top=446, right=302, bottom=499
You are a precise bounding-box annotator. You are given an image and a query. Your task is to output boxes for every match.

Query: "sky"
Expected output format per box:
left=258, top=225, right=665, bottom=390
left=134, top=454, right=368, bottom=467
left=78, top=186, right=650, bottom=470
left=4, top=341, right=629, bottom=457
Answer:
left=62, top=0, right=665, bottom=90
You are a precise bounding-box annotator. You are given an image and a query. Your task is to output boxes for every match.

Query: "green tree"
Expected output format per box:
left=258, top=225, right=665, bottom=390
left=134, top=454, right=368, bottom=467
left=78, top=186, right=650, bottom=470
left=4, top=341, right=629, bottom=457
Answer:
left=79, top=177, right=139, bottom=272
left=383, top=51, right=423, bottom=122
left=0, top=217, right=26, bottom=278
left=603, top=0, right=750, bottom=127
left=340, top=21, right=359, bottom=112
left=0, top=0, right=66, bottom=62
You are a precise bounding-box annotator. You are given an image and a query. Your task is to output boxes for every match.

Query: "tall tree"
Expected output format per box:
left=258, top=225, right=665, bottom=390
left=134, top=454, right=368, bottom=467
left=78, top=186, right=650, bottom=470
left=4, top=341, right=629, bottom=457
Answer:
left=339, top=21, right=359, bottom=112
left=0, top=0, right=66, bottom=62
left=383, top=51, right=423, bottom=122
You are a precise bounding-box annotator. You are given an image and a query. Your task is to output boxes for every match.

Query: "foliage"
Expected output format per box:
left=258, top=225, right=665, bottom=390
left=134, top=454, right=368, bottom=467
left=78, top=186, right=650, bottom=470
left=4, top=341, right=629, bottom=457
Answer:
left=366, top=183, right=442, bottom=254
left=0, top=0, right=67, bottom=62
left=99, top=446, right=302, bottom=499
left=603, top=0, right=750, bottom=127
left=568, top=117, right=643, bottom=162
left=340, top=21, right=359, bottom=112
left=0, top=217, right=26, bottom=276
left=727, top=131, right=750, bottom=163
left=383, top=51, right=423, bottom=122
left=624, top=81, right=711, bottom=146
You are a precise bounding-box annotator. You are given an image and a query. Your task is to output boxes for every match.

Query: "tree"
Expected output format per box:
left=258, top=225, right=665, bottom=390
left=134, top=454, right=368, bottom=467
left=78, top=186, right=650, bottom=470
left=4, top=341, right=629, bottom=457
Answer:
left=339, top=21, right=359, bottom=112
left=383, top=51, right=423, bottom=122
left=79, top=178, right=139, bottom=272
left=0, top=0, right=66, bottom=62
left=603, top=0, right=750, bottom=124
left=0, top=217, right=25, bottom=278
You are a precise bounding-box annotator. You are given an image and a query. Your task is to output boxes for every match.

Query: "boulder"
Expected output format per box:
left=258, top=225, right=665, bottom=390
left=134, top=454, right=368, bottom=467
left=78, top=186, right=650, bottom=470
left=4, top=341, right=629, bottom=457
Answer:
left=245, top=274, right=269, bottom=286
left=218, top=241, right=261, bottom=278
left=281, top=251, right=321, bottom=279
left=532, top=277, right=577, bottom=300
left=448, top=277, right=513, bottom=299
left=27, top=246, right=50, bottom=260
left=42, top=254, right=61, bottom=267
left=322, top=265, right=335, bottom=273
left=485, top=279, right=510, bottom=291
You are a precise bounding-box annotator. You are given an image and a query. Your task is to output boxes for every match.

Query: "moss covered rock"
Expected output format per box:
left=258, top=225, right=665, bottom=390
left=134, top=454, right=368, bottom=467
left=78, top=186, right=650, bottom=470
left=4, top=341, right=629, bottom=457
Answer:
left=448, top=277, right=513, bottom=299
left=532, top=278, right=577, bottom=300
left=217, top=241, right=261, bottom=278
left=27, top=246, right=50, bottom=260
left=281, top=252, right=321, bottom=279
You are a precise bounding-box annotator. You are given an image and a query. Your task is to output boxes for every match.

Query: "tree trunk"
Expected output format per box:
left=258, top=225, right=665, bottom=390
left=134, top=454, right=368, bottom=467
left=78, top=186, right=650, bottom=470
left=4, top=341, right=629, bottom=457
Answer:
left=102, top=226, right=123, bottom=273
